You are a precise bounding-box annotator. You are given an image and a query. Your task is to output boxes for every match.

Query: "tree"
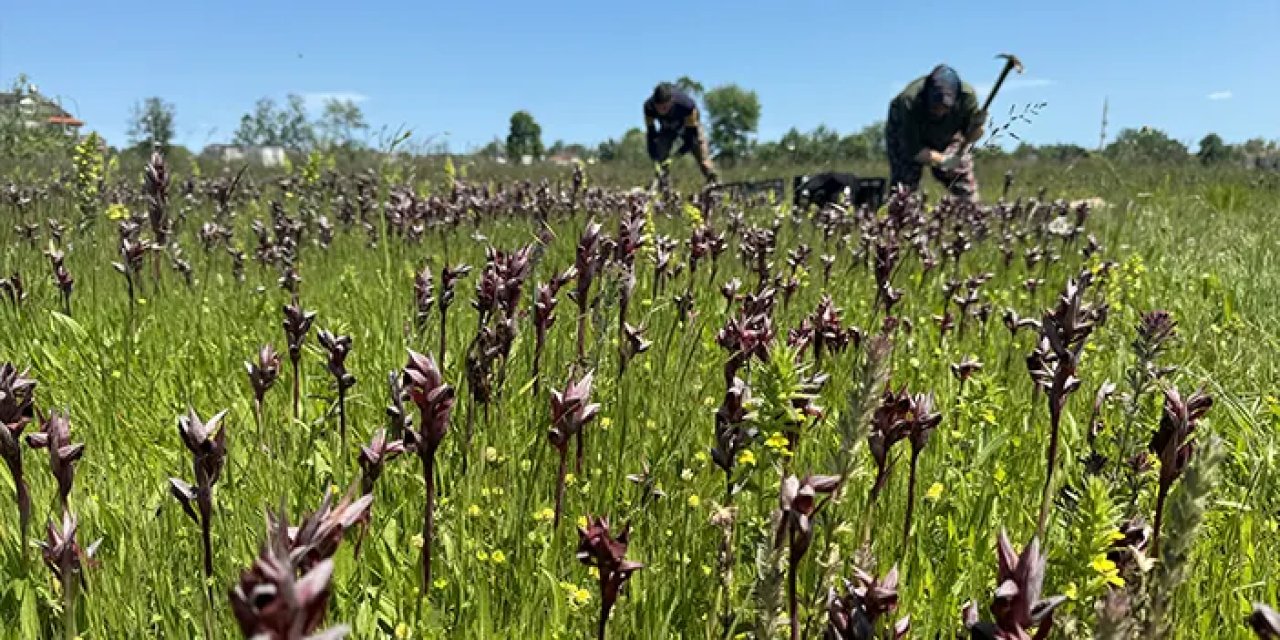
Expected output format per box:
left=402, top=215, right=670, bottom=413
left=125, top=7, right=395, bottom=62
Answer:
left=673, top=76, right=705, bottom=100
left=506, top=110, right=544, bottom=160
left=316, top=98, right=368, bottom=150
left=127, top=97, right=176, bottom=151
left=278, top=94, right=313, bottom=149
left=232, top=99, right=272, bottom=147
left=597, top=128, right=647, bottom=164
left=1196, top=133, right=1233, bottom=165
left=1103, top=127, right=1188, bottom=163
left=1241, top=137, right=1276, bottom=156
left=477, top=138, right=505, bottom=159
left=752, top=121, right=886, bottom=165
left=233, top=94, right=315, bottom=150
left=832, top=121, right=887, bottom=162
left=703, top=84, right=761, bottom=163
left=1241, top=137, right=1280, bottom=169
left=1013, top=143, right=1090, bottom=163
left=596, top=138, right=618, bottom=162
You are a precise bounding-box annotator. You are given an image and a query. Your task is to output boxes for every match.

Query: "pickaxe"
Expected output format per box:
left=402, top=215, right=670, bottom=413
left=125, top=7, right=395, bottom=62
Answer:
left=957, top=53, right=1024, bottom=158
left=982, top=53, right=1025, bottom=113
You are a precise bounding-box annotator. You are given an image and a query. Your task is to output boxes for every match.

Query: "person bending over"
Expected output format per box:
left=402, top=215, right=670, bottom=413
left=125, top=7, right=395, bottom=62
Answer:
left=886, top=65, right=986, bottom=202
left=644, top=83, right=718, bottom=185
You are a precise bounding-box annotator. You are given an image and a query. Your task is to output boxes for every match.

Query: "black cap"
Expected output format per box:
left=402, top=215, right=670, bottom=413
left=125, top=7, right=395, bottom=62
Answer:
left=925, top=65, right=961, bottom=109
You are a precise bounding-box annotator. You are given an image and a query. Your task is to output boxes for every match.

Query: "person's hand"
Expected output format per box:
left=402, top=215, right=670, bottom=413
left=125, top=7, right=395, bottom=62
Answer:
left=917, top=149, right=945, bottom=166
left=940, top=153, right=964, bottom=172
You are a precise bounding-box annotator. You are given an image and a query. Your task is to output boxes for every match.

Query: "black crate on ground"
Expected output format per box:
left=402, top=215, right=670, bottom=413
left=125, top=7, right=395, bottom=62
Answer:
left=792, top=173, right=887, bottom=211
left=718, top=178, right=786, bottom=202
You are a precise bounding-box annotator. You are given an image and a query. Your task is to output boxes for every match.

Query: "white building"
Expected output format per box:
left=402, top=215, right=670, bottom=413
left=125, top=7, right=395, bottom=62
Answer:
left=202, top=144, right=288, bottom=167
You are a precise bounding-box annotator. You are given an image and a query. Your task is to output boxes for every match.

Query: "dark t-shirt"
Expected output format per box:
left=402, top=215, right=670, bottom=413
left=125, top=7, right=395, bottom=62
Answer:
left=887, top=76, right=981, bottom=156
left=644, top=91, right=700, bottom=134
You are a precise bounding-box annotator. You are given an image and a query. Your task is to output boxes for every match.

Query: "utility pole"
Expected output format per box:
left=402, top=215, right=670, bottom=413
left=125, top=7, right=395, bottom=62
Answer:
left=1098, top=98, right=1109, bottom=152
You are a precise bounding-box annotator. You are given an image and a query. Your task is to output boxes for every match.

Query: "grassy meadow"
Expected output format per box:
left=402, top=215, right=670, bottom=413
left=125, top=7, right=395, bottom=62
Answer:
left=0, top=154, right=1278, bottom=639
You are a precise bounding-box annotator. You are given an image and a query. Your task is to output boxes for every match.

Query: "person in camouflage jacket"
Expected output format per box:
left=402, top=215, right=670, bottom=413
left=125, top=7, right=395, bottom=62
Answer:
left=886, top=65, right=986, bottom=202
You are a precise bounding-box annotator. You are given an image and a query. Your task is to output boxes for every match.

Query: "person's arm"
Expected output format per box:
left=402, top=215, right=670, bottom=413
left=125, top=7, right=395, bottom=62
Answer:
left=684, top=107, right=700, bottom=130
left=960, top=88, right=986, bottom=144
left=644, top=105, right=661, bottom=160
left=889, top=97, right=943, bottom=166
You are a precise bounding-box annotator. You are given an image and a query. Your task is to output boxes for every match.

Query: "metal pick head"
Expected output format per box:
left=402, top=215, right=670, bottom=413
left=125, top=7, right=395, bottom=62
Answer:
left=997, top=53, right=1025, bottom=74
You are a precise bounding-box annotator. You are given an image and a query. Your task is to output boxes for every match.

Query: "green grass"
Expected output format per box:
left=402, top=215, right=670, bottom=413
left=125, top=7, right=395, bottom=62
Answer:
left=0, top=159, right=1278, bottom=639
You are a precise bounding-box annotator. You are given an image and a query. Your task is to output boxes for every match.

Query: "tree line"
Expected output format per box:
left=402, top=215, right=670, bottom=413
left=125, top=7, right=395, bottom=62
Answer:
left=4, top=72, right=1280, bottom=171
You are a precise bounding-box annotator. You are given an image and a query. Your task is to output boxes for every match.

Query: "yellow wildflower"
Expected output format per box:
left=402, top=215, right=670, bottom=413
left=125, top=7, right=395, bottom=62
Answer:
left=925, top=483, right=944, bottom=500
left=467, top=504, right=482, bottom=517
left=738, top=450, right=756, bottom=466
left=1090, top=555, right=1125, bottom=587
left=765, top=432, right=791, bottom=456
left=687, top=494, right=701, bottom=508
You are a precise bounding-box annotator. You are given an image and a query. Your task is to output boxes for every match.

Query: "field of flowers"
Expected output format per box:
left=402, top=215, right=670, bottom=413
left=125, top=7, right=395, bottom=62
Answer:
left=1, top=144, right=1278, bottom=639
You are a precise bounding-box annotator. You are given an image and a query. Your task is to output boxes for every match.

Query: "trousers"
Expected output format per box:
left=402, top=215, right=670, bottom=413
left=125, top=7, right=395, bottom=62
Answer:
left=650, top=127, right=716, bottom=180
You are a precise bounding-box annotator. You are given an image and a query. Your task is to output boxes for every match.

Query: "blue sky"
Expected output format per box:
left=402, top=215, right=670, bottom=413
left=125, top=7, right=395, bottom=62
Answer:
left=2, top=0, right=1276, bottom=152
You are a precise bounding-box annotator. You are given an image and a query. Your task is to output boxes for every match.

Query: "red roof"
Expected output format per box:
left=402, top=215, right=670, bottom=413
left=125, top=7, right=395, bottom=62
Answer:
left=47, top=115, right=83, bottom=127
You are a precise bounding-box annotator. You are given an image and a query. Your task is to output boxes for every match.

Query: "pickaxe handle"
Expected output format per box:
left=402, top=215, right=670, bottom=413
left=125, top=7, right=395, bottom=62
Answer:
left=981, top=54, right=1024, bottom=113
left=957, top=55, right=1023, bottom=157
left=981, top=66, right=1015, bottom=113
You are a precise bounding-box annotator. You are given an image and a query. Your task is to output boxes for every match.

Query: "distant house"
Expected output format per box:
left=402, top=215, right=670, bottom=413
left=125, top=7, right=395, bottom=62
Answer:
left=548, top=152, right=581, bottom=167
left=202, top=144, right=288, bottom=167
left=0, top=89, right=84, bottom=135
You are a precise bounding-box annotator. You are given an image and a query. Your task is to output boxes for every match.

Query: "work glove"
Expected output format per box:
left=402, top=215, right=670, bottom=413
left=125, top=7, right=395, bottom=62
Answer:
left=939, top=153, right=964, bottom=172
